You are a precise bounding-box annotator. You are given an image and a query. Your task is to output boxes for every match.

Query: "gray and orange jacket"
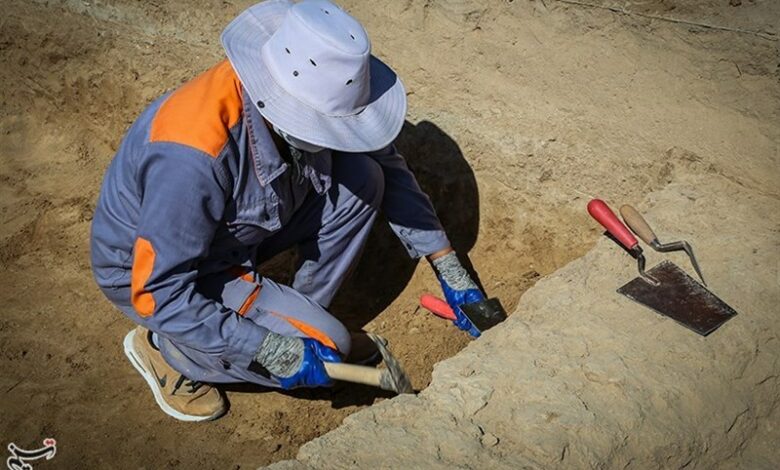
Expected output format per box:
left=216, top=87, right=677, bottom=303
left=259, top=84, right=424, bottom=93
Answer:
left=90, top=60, right=449, bottom=370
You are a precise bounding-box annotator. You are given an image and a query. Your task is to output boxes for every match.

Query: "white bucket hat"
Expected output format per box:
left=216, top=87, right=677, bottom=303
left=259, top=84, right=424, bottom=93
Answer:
left=221, top=0, right=407, bottom=153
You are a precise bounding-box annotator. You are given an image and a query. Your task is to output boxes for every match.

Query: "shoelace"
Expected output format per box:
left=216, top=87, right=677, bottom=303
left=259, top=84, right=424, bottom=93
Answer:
left=172, top=374, right=204, bottom=395
left=146, top=331, right=205, bottom=395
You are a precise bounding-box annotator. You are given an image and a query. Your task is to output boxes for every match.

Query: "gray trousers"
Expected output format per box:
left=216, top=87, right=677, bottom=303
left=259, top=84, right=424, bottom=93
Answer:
left=159, top=155, right=384, bottom=387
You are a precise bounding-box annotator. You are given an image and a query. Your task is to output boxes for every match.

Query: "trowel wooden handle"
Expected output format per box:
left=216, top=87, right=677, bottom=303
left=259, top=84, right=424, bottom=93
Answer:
left=587, top=199, right=639, bottom=251
left=323, top=362, right=383, bottom=388
left=619, top=205, right=658, bottom=245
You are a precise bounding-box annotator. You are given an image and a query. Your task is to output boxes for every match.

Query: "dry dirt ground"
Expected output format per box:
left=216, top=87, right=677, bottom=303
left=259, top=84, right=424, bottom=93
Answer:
left=0, top=0, right=777, bottom=468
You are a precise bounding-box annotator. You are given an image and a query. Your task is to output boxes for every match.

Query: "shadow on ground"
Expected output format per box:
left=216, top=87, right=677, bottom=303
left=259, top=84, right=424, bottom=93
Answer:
left=329, top=119, right=481, bottom=329
left=259, top=119, right=480, bottom=331
left=222, top=381, right=397, bottom=409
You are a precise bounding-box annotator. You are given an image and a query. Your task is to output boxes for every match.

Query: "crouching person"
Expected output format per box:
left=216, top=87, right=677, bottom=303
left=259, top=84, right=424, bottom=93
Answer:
left=90, top=0, right=486, bottom=421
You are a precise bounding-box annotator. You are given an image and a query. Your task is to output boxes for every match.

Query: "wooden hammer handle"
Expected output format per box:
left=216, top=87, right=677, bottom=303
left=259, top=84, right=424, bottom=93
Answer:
left=619, top=205, right=658, bottom=245
left=323, top=362, right=384, bottom=388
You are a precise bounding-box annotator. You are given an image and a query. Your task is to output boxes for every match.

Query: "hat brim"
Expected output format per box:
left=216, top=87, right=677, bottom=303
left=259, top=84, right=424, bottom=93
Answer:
left=221, top=0, right=407, bottom=153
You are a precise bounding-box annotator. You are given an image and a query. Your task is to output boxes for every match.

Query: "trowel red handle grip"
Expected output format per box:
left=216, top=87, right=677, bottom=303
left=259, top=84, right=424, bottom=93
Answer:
left=587, top=199, right=639, bottom=250
left=420, top=294, right=457, bottom=321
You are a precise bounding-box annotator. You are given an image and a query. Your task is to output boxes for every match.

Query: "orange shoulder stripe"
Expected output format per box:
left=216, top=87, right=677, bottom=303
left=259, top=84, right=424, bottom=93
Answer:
left=150, top=60, right=243, bottom=158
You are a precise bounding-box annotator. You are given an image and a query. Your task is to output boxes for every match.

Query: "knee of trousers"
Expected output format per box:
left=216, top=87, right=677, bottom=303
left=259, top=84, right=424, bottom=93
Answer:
left=253, top=278, right=353, bottom=357
left=290, top=303, right=352, bottom=357
left=319, top=315, right=351, bottom=357
left=333, top=155, right=385, bottom=210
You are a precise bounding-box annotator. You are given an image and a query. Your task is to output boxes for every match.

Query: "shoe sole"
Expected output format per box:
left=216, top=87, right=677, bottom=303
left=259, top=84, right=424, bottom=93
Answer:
left=123, top=329, right=223, bottom=422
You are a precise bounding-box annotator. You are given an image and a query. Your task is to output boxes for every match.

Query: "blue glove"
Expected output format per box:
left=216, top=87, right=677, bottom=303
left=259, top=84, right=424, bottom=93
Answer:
left=439, top=276, right=484, bottom=338
left=276, top=339, right=341, bottom=390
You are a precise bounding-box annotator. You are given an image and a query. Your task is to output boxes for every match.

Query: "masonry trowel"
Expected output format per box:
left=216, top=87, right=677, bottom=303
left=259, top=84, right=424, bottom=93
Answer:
left=587, top=199, right=736, bottom=336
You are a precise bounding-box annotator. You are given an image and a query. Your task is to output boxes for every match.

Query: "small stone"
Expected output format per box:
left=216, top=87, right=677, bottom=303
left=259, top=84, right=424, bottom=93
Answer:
left=480, top=432, right=499, bottom=447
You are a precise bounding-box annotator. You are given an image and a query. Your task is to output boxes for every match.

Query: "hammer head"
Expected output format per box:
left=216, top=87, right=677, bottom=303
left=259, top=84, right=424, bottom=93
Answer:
left=367, top=333, right=413, bottom=394
left=460, top=297, right=507, bottom=333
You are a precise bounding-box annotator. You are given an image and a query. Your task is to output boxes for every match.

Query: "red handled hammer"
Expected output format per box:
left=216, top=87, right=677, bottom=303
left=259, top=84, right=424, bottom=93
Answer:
left=420, top=294, right=507, bottom=334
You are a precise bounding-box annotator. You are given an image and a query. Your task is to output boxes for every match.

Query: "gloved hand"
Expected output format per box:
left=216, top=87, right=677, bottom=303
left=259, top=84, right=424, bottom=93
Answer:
left=254, top=332, right=341, bottom=389
left=432, top=251, right=484, bottom=338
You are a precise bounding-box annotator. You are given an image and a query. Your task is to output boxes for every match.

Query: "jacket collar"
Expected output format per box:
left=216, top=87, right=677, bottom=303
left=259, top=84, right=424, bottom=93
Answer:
left=242, top=90, right=331, bottom=195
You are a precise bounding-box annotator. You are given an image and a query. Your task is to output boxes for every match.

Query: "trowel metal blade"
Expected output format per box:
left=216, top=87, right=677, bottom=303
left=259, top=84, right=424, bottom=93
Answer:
left=617, top=260, right=737, bottom=336
left=460, top=298, right=507, bottom=333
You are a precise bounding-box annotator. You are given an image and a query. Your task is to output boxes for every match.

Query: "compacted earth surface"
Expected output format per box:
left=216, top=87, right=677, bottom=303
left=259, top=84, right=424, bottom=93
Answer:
left=1, top=0, right=777, bottom=468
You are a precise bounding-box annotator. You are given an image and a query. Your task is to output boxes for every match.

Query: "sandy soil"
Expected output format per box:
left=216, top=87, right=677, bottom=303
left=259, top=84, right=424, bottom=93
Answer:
left=1, top=0, right=777, bottom=468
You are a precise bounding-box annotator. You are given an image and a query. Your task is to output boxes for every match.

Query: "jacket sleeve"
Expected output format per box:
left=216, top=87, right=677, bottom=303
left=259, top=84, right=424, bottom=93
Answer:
left=368, top=145, right=451, bottom=258
left=131, top=145, right=268, bottom=370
